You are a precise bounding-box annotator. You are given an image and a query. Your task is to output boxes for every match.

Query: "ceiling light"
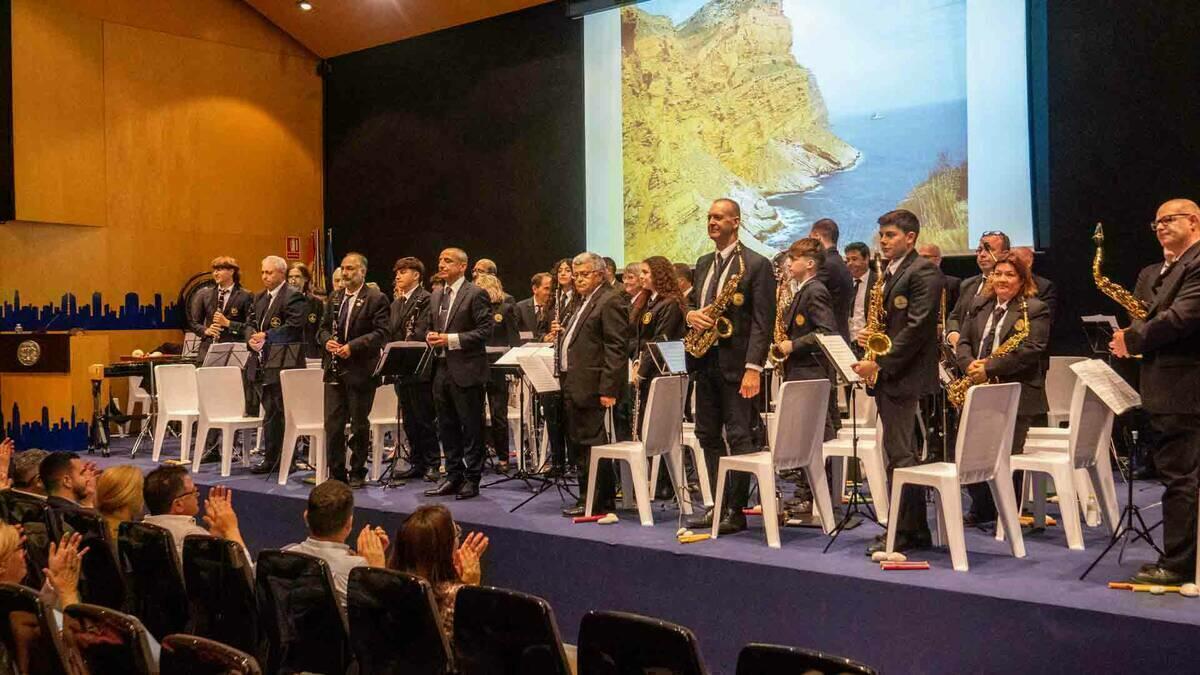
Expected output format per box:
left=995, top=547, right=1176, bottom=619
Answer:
left=297, top=1, right=313, bottom=10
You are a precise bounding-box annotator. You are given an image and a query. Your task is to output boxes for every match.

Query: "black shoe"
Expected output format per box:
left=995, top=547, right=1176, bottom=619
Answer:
left=456, top=482, right=480, bottom=500
left=717, top=510, right=748, bottom=535
left=395, top=466, right=427, bottom=480
left=865, top=530, right=933, bottom=556
left=686, top=508, right=714, bottom=529
left=425, top=480, right=462, bottom=497
left=249, top=461, right=276, bottom=475
left=964, top=512, right=995, bottom=528
left=423, top=469, right=440, bottom=483
left=562, top=504, right=586, bottom=518
left=348, top=476, right=366, bottom=489
left=1130, top=565, right=1189, bottom=585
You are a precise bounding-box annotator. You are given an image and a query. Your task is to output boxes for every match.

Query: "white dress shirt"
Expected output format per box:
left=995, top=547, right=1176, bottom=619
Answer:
left=980, top=300, right=1010, bottom=355
left=848, top=273, right=868, bottom=341
left=143, top=514, right=212, bottom=563
left=559, top=286, right=600, bottom=372
left=283, top=537, right=369, bottom=611
left=440, top=275, right=467, bottom=351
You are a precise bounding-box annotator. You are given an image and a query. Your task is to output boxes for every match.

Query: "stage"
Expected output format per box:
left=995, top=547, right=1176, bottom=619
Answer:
left=95, top=438, right=1198, bottom=674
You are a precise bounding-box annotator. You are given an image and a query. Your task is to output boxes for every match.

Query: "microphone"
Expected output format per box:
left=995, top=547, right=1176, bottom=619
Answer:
left=35, top=311, right=63, bottom=334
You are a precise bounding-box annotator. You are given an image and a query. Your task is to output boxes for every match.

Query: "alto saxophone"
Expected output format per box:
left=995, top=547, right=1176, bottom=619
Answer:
left=947, top=299, right=1030, bottom=408
left=767, top=261, right=793, bottom=368
left=1092, top=222, right=1148, bottom=322
left=859, top=253, right=892, bottom=385
left=684, top=244, right=746, bottom=358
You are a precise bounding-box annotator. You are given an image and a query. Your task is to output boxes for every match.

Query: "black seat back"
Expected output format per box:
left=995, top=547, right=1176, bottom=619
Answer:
left=578, top=610, right=706, bottom=675
left=118, top=521, right=189, bottom=641
left=454, top=585, right=571, bottom=675
left=0, top=583, right=71, bottom=675
left=254, top=550, right=349, bottom=675
left=161, top=633, right=263, bottom=675
left=57, top=509, right=127, bottom=611
left=61, top=603, right=156, bottom=675
left=346, top=567, right=452, bottom=675
left=736, top=643, right=877, bottom=675
left=0, top=492, right=54, bottom=588
left=182, top=534, right=260, bottom=661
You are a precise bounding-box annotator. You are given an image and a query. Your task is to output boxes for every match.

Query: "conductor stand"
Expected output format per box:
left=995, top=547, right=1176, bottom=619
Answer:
left=373, top=340, right=432, bottom=488
left=816, top=335, right=881, bottom=553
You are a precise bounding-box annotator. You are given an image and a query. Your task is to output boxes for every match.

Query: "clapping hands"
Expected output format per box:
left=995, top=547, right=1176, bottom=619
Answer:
left=453, top=531, right=489, bottom=585
left=356, top=524, right=391, bottom=568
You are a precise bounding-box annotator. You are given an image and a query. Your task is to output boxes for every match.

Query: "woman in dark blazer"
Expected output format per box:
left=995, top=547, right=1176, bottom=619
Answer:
left=475, top=273, right=521, bottom=473
left=287, top=261, right=325, bottom=360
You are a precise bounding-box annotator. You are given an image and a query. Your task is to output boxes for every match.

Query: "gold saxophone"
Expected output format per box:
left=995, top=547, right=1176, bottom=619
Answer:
left=947, top=299, right=1030, bottom=408
left=1092, top=222, right=1148, bottom=322
left=767, top=259, right=793, bottom=368
left=684, top=244, right=746, bottom=358
left=859, top=253, right=892, bottom=385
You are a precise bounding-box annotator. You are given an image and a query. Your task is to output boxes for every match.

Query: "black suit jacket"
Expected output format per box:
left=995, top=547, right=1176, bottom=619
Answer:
left=783, top=278, right=837, bottom=381
left=246, top=285, right=307, bottom=385
left=955, top=295, right=1050, bottom=416
left=300, top=293, right=323, bottom=359
left=429, top=280, right=494, bottom=388
left=1033, top=274, right=1058, bottom=329
left=940, top=273, right=962, bottom=313
left=818, top=246, right=854, bottom=340
left=947, top=273, right=986, bottom=334
left=633, top=295, right=687, bottom=379
left=388, top=287, right=433, bottom=384
left=190, top=285, right=254, bottom=358
left=562, top=285, right=630, bottom=408
left=488, top=300, right=522, bottom=348
left=540, top=290, right=580, bottom=340
left=317, top=285, right=391, bottom=388
left=873, top=250, right=940, bottom=398
left=685, top=242, right=775, bottom=382
left=514, top=297, right=545, bottom=339
left=1124, top=241, right=1200, bottom=414
left=1134, top=261, right=1162, bottom=305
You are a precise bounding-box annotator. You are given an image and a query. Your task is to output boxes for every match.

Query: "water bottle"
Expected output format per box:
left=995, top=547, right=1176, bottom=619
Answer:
left=13, top=324, right=22, bottom=333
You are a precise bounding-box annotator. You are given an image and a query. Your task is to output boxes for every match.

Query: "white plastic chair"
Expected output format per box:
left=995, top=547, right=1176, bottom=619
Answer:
left=1004, top=380, right=1120, bottom=549
left=822, top=417, right=889, bottom=526
left=122, top=376, right=154, bottom=436
left=368, top=384, right=399, bottom=482
left=306, top=358, right=323, bottom=370
left=1045, top=356, right=1086, bottom=427
left=671, top=425, right=713, bottom=507
left=1026, top=369, right=1107, bottom=527
left=152, top=365, right=200, bottom=464
left=193, top=367, right=263, bottom=477
left=586, top=375, right=687, bottom=526
left=886, top=382, right=1025, bottom=571
left=279, top=368, right=327, bottom=486
left=711, top=379, right=835, bottom=548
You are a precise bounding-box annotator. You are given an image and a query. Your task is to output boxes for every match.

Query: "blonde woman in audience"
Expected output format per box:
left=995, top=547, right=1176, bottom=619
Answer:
left=96, top=465, right=145, bottom=545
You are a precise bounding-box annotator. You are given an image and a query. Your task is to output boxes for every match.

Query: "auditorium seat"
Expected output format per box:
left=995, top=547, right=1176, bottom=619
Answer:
left=256, top=550, right=349, bottom=675
left=368, top=383, right=400, bottom=482
left=577, top=610, right=706, bottom=675
left=194, top=366, right=263, bottom=476
left=712, top=379, right=835, bottom=547
left=278, top=368, right=327, bottom=485
left=346, top=567, right=452, bottom=675
left=161, top=634, right=262, bottom=675
left=0, top=583, right=72, bottom=675
left=0, top=491, right=55, bottom=588
left=453, top=585, right=573, bottom=675
left=119, top=521, right=190, bottom=640
left=736, top=642, right=877, bottom=675
left=182, top=534, right=260, bottom=662
left=62, top=604, right=157, bottom=675
left=152, top=364, right=201, bottom=464
left=57, top=509, right=128, bottom=611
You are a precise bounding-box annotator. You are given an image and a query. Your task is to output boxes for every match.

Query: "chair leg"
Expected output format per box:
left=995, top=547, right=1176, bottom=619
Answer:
left=220, top=427, right=234, bottom=477
left=665, top=448, right=693, bottom=517
left=618, top=462, right=636, bottom=510
left=241, top=429, right=252, bottom=467
left=938, top=482, right=969, bottom=571
left=884, top=475, right=904, bottom=554
left=152, top=415, right=169, bottom=462
left=1052, top=466, right=1084, bottom=550
left=1031, top=474, right=1048, bottom=528
left=192, top=423, right=210, bottom=472
left=689, top=444, right=714, bottom=508
left=179, top=418, right=194, bottom=465
left=627, top=456, right=653, bottom=527
left=1075, top=467, right=1098, bottom=526
left=313, top=435, right=327, bottom=484
left=991, top=474, right=1026, bottom=559
left=710, top=463, right=729, bottom=540
left=370, top=427, right=383, bottom=483
left=828, top=456, right=847, bottom=505
left=1087, top=464, right=1120, bottom=536
left=757, top=467, right=780, bottom=548
left=278, top=429, right=297, bottom=486
left=805, top=461, right=836, bottom=536
left=584, top=450, right=602, bottom=517
left=932, top=489, right=948, bottom=549
left=648, top=455, right=661, bottom=501
left=862, top=451, right=890, bottom=527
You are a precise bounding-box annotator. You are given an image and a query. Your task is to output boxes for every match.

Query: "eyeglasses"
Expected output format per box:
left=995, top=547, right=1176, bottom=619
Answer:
left=173, top=489, right=198, bottom=502
left=1150, top=213, right=1194, bottom=230
left=980, top=230, right=1006, bottom=238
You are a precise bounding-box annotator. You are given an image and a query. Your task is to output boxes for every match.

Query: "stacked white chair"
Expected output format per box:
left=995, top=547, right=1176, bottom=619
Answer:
left=1044, top=356, right=1086, bottom=427
left=886, top=382, right=1025, bottom=572
left=822, top=416, right=889, bottom=526
left=368, top=384, right=400, bottom=482
left=585, top=375, right=687, bottom=526
left=278, top=368, right=327, bottom=486
left=122, top=376, right=154, bottom=436
left=193, top=366, right=263, bottom=476
left=152, top=364, right=200, bottom=464
left=711, top=379, right=835, bottom=548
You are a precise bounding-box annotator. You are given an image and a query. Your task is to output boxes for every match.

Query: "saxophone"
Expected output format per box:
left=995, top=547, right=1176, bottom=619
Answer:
left=766, top=259, right=793, bottom=368
left=947, top=299, right=1030, bottom=408
left=859, top=253, right=892, bottom=385
left=684, top=244, right=746, bottom=358
left=1092, top=222, right=1148, bottom=322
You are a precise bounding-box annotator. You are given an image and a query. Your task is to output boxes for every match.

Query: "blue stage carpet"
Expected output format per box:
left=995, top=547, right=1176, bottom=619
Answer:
left=94, top=439, right=1199, bottom=674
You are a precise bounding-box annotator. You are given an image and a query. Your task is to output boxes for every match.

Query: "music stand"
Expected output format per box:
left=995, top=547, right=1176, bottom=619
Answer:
left=374, top=341, right=432, bottom=487
left=1081, top=315, right=1118, bottom=356
left=500, top=353, right=580, bottom=512
left=202, top=342, right=250, bottom=369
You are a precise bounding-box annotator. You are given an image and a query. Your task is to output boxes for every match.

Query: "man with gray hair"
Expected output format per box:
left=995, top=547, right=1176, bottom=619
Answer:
left=248, top=255, right=308, bottom=474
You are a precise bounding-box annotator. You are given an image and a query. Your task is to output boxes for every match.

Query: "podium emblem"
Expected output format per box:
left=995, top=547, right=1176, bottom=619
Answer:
left=16, top=340, right=41, bottom=367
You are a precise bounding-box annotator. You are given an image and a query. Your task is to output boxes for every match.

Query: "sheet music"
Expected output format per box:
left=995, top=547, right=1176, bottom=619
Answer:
left=519, top=331, right=534, bottom=341
left=816, top=334, right=862, bottom=384
left=1070, top=359, right=1141, bottom=415
left=517, top=355, right=560, bottom=393
left=374, top=340, right=428, bottom=377
left=495, top=344, right=553, bottom=366
left=651, top=340, right=688, bottom=375
left=1081, top=315, right=1119, bottom=331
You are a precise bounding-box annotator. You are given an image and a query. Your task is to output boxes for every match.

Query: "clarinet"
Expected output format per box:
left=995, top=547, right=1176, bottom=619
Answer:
left=329, top=291, right=345, bottom=383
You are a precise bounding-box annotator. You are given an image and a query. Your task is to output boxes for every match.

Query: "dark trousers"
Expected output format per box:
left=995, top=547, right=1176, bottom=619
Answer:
left=967, top=414, right=1036, bottom=522
left=1150, top=413, right=1200, bottom=574
left=432, top=362, right=486, bottom=484
left=565, top=398, right=615, bottom=508
left=877, top=391, right=929, bottom=535
left=397, top=381, right=440, bottom=472
left=257, top=381, right=284, bottom=463
left=324, top=382, right=375, bottom=480
left=543, top=393, right=567, bottom=468
left=693, top=353, right=762, bottom=513
left=485, top=372, right=510, bottom=461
